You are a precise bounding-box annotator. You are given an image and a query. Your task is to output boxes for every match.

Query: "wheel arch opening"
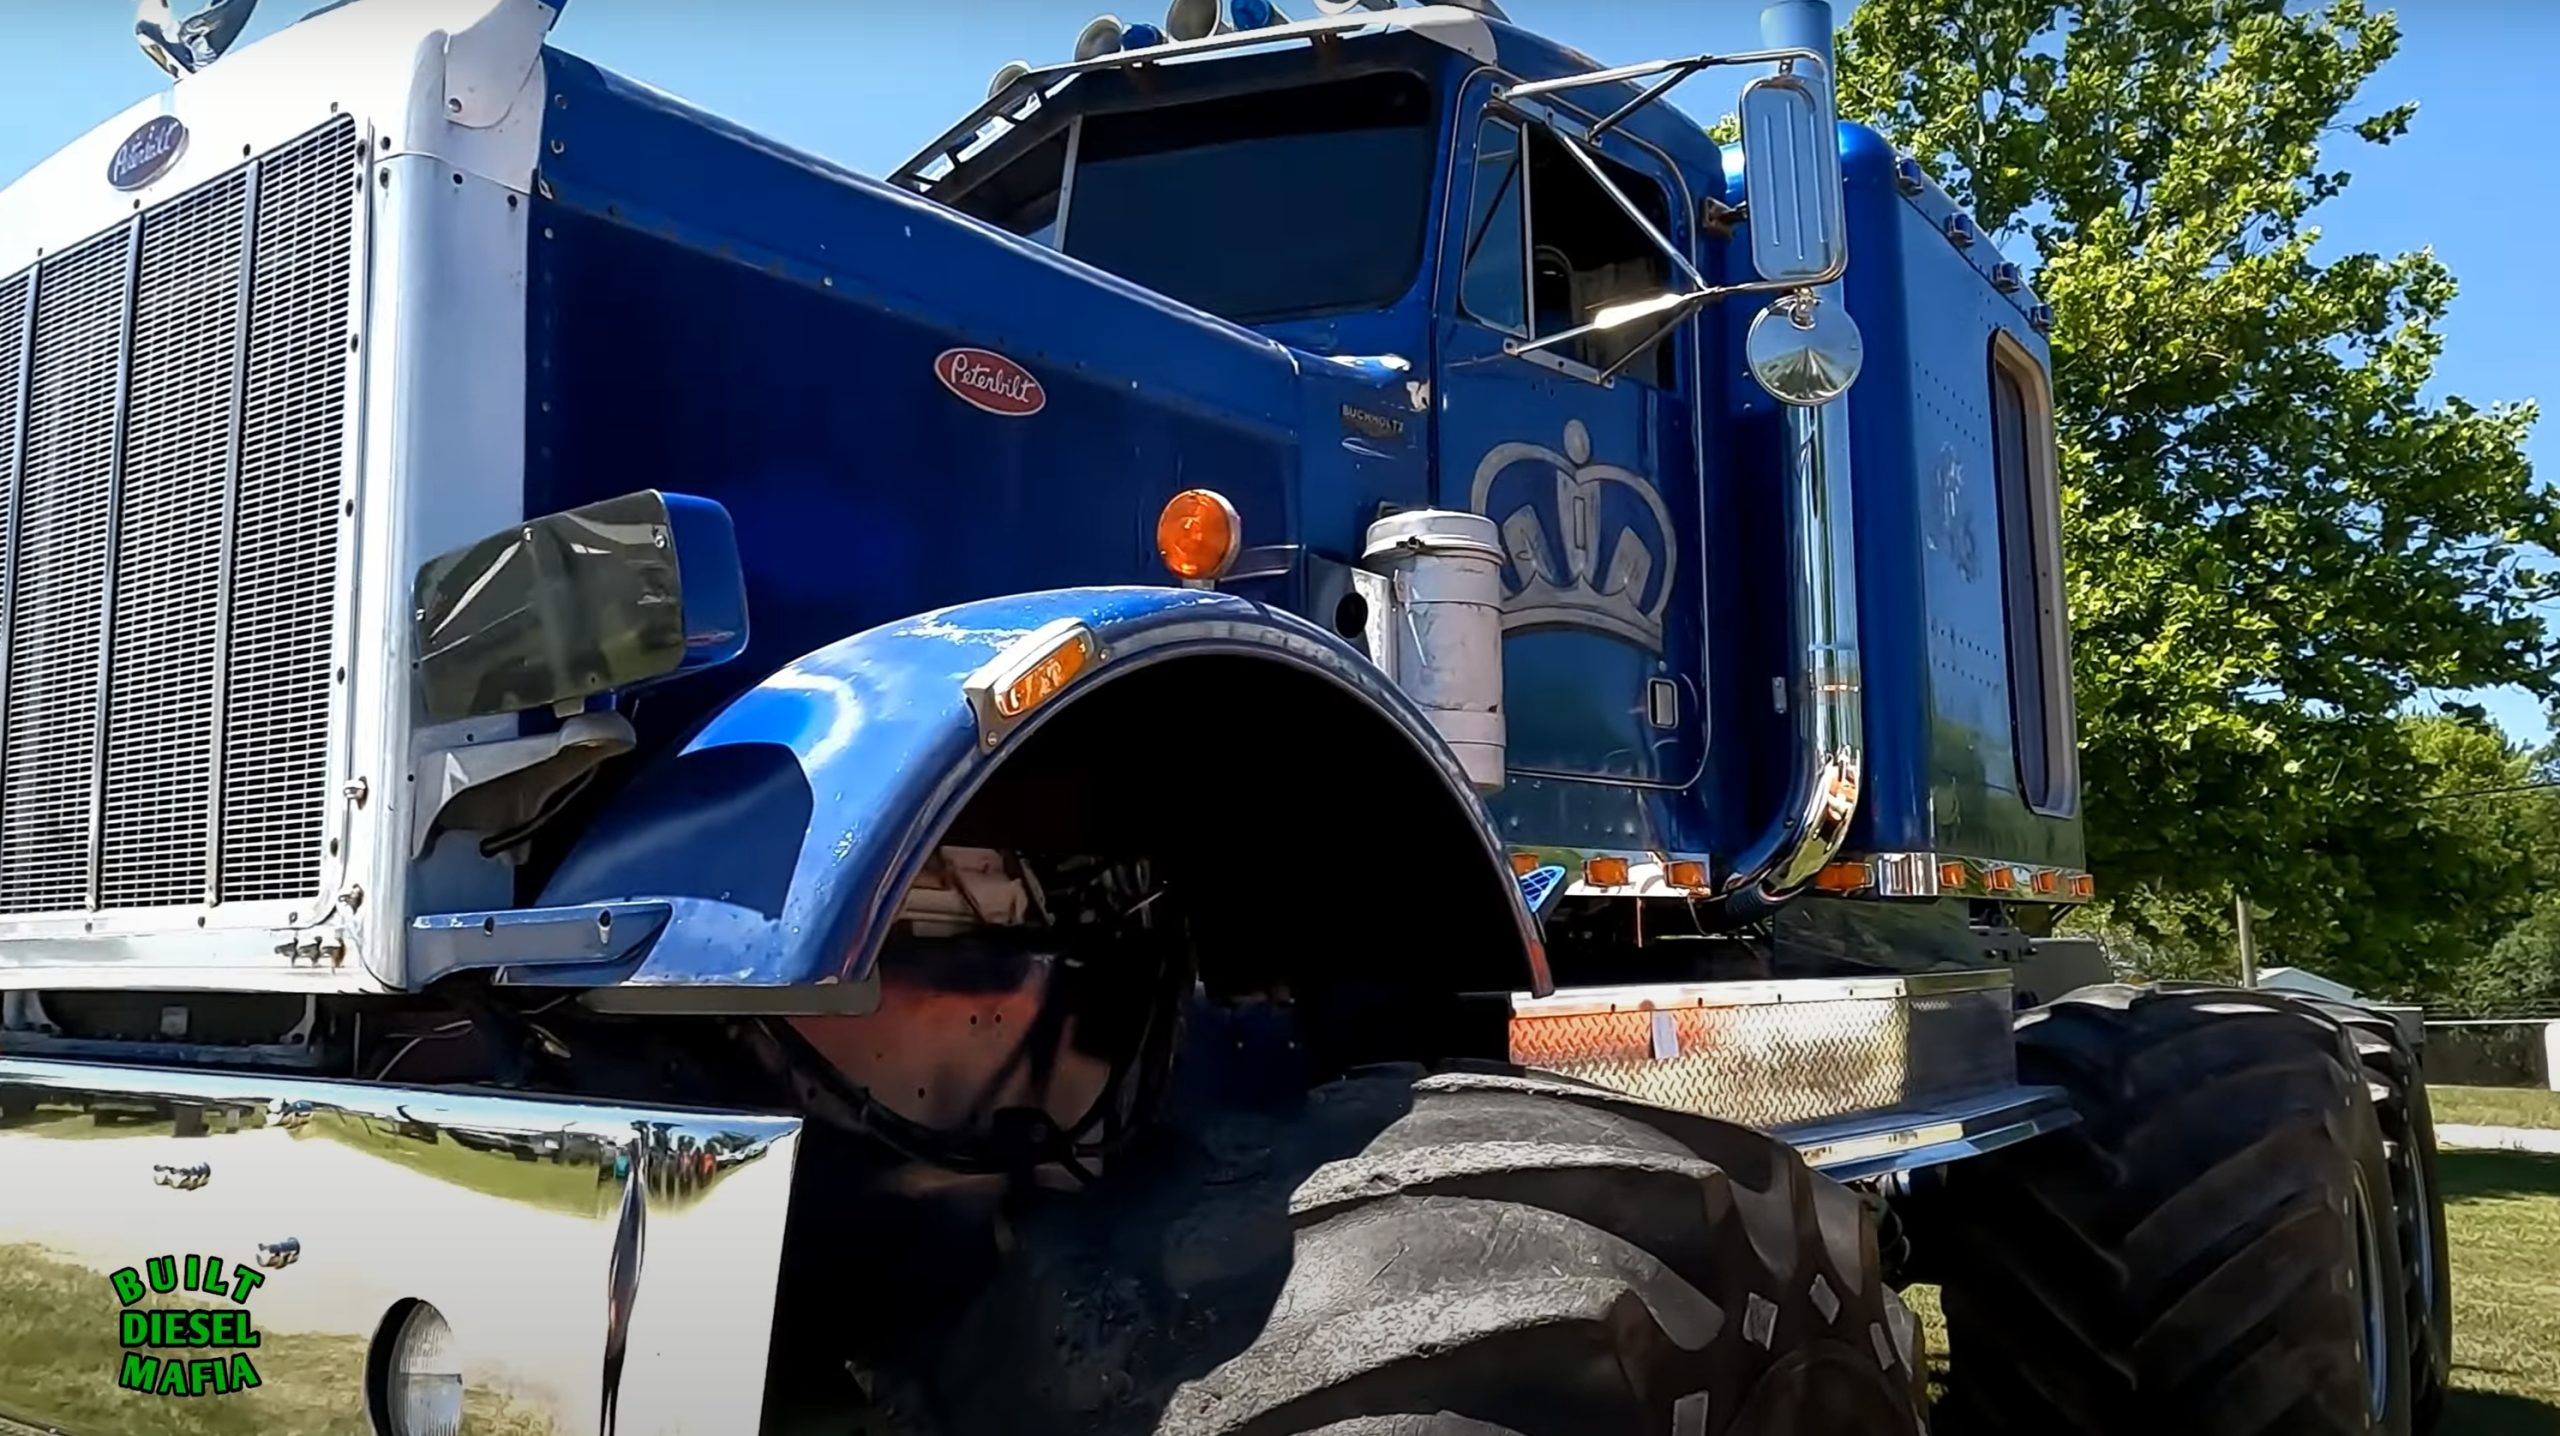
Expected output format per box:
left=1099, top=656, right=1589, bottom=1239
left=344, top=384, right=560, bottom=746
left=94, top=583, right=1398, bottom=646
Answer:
left=936, top=651, right=1533, bottom=1062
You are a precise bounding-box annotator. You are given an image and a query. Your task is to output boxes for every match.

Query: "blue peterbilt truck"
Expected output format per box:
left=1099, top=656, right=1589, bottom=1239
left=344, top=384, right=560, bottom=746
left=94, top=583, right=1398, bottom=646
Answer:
left=0, top=1, right=2454, bottom=1433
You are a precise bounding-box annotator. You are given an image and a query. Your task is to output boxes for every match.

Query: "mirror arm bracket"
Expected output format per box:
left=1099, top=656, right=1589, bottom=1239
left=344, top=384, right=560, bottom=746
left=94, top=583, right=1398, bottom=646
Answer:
left=1540, top=124, right=1710, bottom=292
left=1591, top=311, right=1697, bottom=386
left=1503, top=305, right=1685, bottom=362
left=1587, top=60, right=1708, bottom=142
left=1498, top=46, right=1827, bottom=108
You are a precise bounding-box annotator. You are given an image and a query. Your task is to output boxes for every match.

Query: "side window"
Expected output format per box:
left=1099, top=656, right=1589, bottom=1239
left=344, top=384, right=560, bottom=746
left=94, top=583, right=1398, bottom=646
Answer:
left=1456, top=115, right=1678, bottom=388
left=1989, top=333, right=2078, bottom=815
left=943, top=123, right=1072, bottom=247
left=1459, top=119, right=1527, bottom=334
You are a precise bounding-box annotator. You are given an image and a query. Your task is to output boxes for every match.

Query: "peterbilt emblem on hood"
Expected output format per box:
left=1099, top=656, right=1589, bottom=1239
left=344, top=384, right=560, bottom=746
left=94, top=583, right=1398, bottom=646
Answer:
left=936, top=348, right=1046, bottom=417
left=107, top=115, right=188, bottom=192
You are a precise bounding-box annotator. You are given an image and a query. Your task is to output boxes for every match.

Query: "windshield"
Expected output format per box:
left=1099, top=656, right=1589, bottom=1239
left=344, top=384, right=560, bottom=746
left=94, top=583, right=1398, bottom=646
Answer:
left=950, top=69, right=1439, bottom=324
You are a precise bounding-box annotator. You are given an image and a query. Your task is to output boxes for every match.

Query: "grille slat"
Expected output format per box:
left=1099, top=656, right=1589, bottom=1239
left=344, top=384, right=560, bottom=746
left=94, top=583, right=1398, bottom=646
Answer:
left=0, top=118, right=356, bottom=918
left=1, top=233, right=130, bottom=914
left=100, top=175, right=249, bottom=908
left=221, top=126, right=357, bottom=905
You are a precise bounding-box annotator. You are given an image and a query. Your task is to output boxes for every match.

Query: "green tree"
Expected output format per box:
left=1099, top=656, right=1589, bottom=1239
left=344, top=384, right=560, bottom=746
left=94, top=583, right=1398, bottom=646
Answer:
left=1835, top=0, right=2553, bottom=992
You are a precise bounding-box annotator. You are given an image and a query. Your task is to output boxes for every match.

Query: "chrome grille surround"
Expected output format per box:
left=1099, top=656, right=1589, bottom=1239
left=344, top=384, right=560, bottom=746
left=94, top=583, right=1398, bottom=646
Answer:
left=0, top=117, right=361, bottom=921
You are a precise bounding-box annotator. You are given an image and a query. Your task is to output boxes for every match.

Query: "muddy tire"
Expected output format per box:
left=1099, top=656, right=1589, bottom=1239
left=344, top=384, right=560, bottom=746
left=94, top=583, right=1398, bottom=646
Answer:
left=2304, top=1000, right=2453, bottom=1433
left=1923, top=984, right=2411, bottom=1435
left=913, top=1066, right=1927, bottom=1436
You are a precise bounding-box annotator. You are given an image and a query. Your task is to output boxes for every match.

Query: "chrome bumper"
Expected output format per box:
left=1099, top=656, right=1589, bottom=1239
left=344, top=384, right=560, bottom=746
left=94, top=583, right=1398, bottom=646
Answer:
left=0, top=1057, right=801, bottom=1435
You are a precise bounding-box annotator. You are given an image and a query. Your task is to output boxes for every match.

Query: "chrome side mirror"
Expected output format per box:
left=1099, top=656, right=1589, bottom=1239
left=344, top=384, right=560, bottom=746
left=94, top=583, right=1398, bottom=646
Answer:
left=413, top=491, right=750, bottom=724
left=1746, top=290, right=1863, bottom=405
left=1737, top=66, right=1846, bottom=285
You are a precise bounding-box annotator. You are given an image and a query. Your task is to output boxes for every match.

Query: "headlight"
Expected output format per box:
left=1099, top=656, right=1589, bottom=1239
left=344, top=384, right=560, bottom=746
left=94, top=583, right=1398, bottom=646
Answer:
left=371, top=1300, right=464, bottom=1436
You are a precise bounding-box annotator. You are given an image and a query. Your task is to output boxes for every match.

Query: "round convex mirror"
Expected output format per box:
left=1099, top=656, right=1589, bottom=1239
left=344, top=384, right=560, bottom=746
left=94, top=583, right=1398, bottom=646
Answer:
left=1746, top=292, right=1865, bottom=406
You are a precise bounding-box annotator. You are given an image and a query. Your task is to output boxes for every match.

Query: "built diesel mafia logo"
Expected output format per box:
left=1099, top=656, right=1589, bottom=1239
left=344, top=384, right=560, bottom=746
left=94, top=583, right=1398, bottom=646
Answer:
left=108, top=1251, right=280, bottom=1398
left=1470, top=419, right=1677, bottom=653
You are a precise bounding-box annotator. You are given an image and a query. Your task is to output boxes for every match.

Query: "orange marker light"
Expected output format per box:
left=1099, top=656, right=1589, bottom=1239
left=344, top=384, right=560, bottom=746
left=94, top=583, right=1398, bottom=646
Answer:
left=1512, top=852, right=1541, bottom=876
left=1157, top=489, right=1243, bottom=581
left=2032, top=870, right=2059, bottom=895
left=2070, top=874, right=2096, bottom=899
left=1585, top=856, right=1631, bottom=888
left=1938, top=861, right=1968, bottom=890
left=1667, top=860, right=1710, bottom=891
left=994, top=628, right=1094, bottom=719
left=1814, top=861, right=1870, bottom=893
left=1984, top=866, right=2017, bottom=894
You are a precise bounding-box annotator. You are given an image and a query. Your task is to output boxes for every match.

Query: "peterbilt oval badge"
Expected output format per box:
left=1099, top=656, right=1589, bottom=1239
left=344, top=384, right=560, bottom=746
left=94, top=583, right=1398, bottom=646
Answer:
left=108, top=115, right=188, bottom=192
left=936, top=348, right=1046, bottom=417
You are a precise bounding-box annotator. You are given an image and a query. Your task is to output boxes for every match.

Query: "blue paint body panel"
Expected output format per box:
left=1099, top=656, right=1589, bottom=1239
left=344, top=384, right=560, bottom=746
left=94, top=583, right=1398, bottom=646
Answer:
left=533, top=587, right=1540, bottom=991
left=497, top=17, right=2083, bottom=992
left=1834, top=127, right=2085, bottom=872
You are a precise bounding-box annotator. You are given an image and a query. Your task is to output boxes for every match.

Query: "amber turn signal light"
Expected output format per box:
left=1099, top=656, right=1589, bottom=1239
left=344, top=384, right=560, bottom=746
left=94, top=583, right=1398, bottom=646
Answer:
left=1157, top=489, right=1243, bottom=581
left=993, top=627, right=1094, bottom=720
left=1813, top=861, right=1870, bottom=894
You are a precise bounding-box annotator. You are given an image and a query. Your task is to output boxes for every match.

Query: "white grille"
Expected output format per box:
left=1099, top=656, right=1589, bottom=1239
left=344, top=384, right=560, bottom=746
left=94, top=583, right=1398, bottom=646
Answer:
left=0, top=117, right=359, bottom=916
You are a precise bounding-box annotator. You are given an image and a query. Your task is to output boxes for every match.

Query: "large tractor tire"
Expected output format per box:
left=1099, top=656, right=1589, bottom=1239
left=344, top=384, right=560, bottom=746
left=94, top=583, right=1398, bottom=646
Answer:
left=1923, top=984, right=2412, bottom=1436
left=2303, top=999, right=2453, bottom=1433
left=905, top=1066, right=1928, bottom=1436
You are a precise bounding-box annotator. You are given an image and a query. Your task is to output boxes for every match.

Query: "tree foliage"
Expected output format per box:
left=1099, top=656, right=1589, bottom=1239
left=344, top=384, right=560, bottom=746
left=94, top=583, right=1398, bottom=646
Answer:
left=1835, top=0, right=2552, bottom=994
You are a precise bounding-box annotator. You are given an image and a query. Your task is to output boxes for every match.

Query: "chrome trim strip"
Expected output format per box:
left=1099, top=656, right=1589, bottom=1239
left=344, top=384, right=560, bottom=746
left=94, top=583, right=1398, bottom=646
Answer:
left=1778, top=1083, right=2075, bottom=1181
left=1510, top=968, right=2012, bottom=1021
left=0, top=1057, right=801, bottom=1434
left=1848, top=849, right=2095, bottom=903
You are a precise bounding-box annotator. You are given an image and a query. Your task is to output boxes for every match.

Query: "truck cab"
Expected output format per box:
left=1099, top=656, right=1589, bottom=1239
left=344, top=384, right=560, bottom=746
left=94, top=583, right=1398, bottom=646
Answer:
left=895, top=6, right=2087, bottom=977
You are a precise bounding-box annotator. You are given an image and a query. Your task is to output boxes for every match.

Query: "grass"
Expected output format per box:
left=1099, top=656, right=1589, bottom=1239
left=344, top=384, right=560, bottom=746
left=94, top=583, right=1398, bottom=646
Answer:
left=1902, top=1147, right=2560, bottom=1431
left=2433, top=1085, right=2560, bottom=1133
left=2439, top=1148, right=2560, bottom=1431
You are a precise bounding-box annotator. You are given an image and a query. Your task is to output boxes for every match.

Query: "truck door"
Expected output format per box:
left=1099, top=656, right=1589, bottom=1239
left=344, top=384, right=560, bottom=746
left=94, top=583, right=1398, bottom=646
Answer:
left=1432, top=85, right=1705, bottom=786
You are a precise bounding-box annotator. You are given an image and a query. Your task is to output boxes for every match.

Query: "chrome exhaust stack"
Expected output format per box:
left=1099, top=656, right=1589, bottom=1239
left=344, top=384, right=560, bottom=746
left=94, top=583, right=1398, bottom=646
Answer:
left=1721, top=0, right=1865, bottom=916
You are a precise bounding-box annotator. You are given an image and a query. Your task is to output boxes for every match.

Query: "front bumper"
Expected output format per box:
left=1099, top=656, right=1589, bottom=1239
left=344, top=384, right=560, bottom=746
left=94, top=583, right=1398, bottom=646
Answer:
left=0, top=1057, right=800, bottom=1435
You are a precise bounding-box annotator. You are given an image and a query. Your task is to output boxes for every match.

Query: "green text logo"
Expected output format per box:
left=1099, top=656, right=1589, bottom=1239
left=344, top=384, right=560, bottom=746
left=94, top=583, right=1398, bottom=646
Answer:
left=108, top=1254, right=267, bottom=1398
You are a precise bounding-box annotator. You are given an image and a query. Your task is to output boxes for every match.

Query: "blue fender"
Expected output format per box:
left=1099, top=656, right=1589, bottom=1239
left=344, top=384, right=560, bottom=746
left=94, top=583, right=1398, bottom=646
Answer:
left=523, top=586, right=1547, bottom=999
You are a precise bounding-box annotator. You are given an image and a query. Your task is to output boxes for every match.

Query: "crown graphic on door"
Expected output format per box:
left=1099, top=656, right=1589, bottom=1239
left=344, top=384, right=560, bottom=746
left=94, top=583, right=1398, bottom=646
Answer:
left=1468, top=419, right=1678, bottom=653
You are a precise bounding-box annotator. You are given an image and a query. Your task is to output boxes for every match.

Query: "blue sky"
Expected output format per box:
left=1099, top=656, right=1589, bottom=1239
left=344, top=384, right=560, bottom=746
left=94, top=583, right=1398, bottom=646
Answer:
left=3, top=0, right=2550, bottom=743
